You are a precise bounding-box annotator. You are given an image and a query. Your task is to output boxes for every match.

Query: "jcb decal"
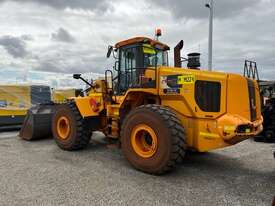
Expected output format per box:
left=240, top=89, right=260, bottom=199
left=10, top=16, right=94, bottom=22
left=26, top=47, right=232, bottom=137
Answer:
left=177, top=74, right=195, bottom=85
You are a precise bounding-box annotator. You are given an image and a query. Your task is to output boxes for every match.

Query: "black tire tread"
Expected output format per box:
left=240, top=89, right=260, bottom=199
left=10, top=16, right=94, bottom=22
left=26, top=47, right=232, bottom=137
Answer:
left=121, top=104, right=187, bottom=175
left=55, top=101, right=91, bottom=151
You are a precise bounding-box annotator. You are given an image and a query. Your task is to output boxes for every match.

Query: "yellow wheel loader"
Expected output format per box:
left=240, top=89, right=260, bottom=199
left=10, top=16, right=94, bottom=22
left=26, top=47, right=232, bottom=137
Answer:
left=21, top=36, right=263, bottom=174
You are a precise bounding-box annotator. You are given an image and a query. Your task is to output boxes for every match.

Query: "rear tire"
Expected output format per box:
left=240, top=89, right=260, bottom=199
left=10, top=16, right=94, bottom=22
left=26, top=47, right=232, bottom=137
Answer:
left=52, top=102, right=92, bottom=151
left=121, top=104, right=187, bottom=175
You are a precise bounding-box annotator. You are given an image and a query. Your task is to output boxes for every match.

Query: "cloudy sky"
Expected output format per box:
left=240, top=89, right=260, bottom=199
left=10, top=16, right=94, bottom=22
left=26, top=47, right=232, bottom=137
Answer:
left=0, top=0, right=274, bottom=88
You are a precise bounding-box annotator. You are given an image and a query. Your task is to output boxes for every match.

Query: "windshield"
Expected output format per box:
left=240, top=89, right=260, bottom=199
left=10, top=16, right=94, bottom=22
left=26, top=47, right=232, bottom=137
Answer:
left=143, top=44, right=168, bottom=67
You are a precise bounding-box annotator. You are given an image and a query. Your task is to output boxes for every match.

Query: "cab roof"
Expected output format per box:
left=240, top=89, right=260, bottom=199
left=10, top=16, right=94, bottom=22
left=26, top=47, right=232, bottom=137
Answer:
left=115, top=37, right=170, bottom=50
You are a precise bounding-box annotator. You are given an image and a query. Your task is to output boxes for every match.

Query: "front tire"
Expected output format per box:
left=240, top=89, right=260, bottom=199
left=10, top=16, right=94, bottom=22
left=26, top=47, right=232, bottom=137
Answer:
left=52, top=102, right=92, bottom=151
left=121, top=104, right=187, bottom=175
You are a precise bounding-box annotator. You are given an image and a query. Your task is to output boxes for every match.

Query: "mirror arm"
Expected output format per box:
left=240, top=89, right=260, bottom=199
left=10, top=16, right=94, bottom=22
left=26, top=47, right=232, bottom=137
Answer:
left=79, top=77, right=94, bottom=88
left=181, top=57, right=188, bottom=62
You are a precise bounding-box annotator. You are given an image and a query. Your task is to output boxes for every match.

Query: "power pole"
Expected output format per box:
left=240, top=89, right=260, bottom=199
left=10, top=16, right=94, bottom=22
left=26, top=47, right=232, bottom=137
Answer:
left=206, top=0, right=214, bottom=71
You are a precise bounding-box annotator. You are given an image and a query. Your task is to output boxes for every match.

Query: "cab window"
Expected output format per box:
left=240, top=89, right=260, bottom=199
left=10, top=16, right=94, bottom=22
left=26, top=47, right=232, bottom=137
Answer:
left=115, top=44, right=168, bottom=95
left=143, top=44, right=168, bottom=67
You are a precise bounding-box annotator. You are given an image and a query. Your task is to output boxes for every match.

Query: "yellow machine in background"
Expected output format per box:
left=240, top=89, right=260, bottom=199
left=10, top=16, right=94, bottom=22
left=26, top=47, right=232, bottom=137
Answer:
left=21, top=36, right=263, bottom=175
left=0, top=85, right=30, bottom=126
left=52, top=89, right=82, bottom=103
left=0, top=85, right=51, bottom=127
left=0, top=85, right=82, bottom=128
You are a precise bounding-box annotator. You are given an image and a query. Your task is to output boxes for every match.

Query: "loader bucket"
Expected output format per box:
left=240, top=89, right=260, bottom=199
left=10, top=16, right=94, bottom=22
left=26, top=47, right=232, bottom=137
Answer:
left=19, top=103, right=56, bottom=141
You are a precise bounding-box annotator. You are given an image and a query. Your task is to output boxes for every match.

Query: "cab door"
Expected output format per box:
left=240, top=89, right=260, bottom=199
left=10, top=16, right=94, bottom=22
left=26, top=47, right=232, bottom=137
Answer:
left=117, top=47, right=138, bottom=94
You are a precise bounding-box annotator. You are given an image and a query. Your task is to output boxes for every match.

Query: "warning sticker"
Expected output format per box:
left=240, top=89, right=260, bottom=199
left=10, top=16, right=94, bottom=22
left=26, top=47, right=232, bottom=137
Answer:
left=177, top=74, right=195, bottom=85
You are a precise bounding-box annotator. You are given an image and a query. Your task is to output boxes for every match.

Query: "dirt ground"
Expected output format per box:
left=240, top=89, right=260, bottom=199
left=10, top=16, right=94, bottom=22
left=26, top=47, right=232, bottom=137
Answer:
left=0, top=131, right=274, bottom=206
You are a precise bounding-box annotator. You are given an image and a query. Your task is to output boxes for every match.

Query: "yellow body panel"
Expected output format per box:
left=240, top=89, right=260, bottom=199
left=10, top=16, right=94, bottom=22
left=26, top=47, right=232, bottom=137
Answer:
left=157, top=67, right=262, bottom=152
left=74, top=93, right=105, bottom=117
left=117, top=88, right=158, bottom=107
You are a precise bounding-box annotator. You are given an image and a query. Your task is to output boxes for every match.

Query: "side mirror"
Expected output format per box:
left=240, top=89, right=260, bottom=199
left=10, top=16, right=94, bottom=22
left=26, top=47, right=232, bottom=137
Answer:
left=107, top=46, right=113, bottom=58
left=73, top=74, right=81, bottom=79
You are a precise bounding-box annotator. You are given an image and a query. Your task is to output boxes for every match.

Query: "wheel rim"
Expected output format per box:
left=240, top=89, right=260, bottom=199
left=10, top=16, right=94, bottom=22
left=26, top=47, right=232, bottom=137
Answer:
left=131, top=124, right=158, bottom=158
left=57, top=116, right=70, bottom=140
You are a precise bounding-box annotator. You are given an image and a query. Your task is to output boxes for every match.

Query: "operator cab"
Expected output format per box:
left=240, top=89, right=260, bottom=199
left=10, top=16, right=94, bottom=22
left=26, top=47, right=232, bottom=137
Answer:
left=108, top=37, right=170, bottom=95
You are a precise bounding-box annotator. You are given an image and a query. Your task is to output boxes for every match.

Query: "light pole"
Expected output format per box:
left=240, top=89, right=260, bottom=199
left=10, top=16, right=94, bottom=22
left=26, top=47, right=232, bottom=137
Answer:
left=205, top=0, right=213, bottom=71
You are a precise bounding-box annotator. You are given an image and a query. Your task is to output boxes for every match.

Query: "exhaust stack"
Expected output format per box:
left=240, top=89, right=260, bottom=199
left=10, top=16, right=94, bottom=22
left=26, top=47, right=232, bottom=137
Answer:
left=174, top=40, right=184, bottom=68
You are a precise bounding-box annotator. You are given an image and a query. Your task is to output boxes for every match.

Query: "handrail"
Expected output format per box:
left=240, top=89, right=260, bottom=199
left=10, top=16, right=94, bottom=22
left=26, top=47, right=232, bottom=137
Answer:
left=105, top=69, right=114, bottom=91
left=243, top=60, right=260, bottom=82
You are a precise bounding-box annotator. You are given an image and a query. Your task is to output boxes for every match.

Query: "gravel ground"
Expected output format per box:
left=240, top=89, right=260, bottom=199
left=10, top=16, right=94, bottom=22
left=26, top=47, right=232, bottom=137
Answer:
left=0, top=131, right=274, bottom=206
